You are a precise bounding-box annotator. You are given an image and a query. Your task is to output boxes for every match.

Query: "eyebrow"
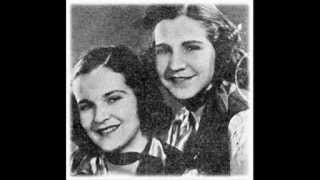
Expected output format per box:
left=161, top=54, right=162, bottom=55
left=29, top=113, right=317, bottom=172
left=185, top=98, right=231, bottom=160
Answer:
left=102, top=90, right=127, bottom=98
left=182, top=40, right=204, bottom=46
left=78, top=99, right=91, bottom=105
left=77, top=90, right=127, bottom=104
left=155, top=40, right=204, bottom=47
left=155, top=43, right=170, bottom=49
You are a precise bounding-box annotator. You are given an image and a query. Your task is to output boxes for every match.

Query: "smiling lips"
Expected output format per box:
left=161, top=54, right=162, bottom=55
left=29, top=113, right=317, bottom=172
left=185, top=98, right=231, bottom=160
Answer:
left=96, top=124, right=120, bottom=136
left=167, top=75, right=196, bottom=84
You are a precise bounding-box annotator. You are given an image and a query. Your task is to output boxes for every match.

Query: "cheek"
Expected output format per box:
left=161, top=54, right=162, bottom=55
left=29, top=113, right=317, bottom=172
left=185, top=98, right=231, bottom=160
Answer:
left=80, top=111, right=93, bottom=129
left=194, top=51, right=215, bottom=74
left=115, top=99, right=139, bottom=123
left=156, top=56, right=169, bottom=74
left=124, top=115, right=140, bottom=129
left=123, top=107, right=139, bottom=124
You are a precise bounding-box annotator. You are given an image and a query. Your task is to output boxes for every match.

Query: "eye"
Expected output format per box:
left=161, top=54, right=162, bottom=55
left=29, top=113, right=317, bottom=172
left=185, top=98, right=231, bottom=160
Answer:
left=78, top=103, right=92, bottom=111
left=155, top=45, right=171, bottom=55
left=155, top=48, right=167, bottom=55
left=106, top=95, right=122, bottom=105
left=184, top=45, right=201, bottom=52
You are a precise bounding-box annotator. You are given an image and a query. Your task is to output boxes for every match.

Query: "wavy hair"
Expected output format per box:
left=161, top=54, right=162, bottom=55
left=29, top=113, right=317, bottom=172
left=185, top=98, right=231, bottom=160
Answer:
left=71, top=45, right=173, bottom=155
left=140, top=4, right=248, bottom=88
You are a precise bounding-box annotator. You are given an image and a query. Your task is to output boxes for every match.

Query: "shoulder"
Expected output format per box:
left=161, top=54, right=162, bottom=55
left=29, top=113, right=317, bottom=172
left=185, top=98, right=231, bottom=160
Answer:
left=71, top=150, right=92, bottom=175
left=71, top=149, right=105, bottom=176
left=214, top=81, right=250, bottom=175
left=229, top=110, right=249, bottom=133
left=229, top=110, right=250, bottom=175
left=229, top=110, right=249, bottom=150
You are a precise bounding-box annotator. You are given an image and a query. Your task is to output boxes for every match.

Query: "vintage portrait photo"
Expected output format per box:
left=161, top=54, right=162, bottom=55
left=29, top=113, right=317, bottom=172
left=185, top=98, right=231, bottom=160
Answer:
left=66, top=0, right=253, bottom=179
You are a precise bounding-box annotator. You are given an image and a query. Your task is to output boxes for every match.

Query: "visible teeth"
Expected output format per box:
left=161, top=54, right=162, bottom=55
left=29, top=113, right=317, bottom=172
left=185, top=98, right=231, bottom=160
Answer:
left=170, top=76, right=194, bottom=81
left=172, top=77, right=189, bottom=83
left=99, top=126, right=118, bottom=135
left=104, top=126, right=117, bottom=133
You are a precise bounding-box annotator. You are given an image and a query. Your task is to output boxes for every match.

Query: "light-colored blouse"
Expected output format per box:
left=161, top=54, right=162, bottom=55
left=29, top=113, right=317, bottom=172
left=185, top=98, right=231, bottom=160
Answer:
left=71, top=137, right=171, bottom=176
left=229, top=110, right=250, bottom=175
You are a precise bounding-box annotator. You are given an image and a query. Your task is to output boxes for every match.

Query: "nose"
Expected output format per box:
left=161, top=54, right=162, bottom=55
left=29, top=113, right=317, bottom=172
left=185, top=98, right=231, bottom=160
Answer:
left=168, top=50, right=186, bottom=72
left=94, top=105, right=111, bottom=124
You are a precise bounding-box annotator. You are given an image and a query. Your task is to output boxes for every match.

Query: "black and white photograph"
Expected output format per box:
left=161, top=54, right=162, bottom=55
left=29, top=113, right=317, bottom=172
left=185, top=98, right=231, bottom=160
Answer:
left=66, top=0, right=253, bottom=179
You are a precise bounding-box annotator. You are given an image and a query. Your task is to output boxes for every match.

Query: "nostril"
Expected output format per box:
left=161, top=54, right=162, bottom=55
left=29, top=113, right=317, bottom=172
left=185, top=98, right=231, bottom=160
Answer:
left=164, top=67, right=184, bottom=80
left=94, top=117, right=110, bottom=125
left=94, top=112, right=111, bottom=123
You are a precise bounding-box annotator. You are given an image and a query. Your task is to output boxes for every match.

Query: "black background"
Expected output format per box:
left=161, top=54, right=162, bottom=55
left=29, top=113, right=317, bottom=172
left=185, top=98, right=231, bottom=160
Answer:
left=1, top=0, right=313, bottom=179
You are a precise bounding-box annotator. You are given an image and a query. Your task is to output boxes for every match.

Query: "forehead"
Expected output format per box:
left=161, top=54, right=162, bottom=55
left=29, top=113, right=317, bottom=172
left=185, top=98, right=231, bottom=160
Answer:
left=72, top=66, right=129, bottom=100
left=154, top=15, right=208, bottom=44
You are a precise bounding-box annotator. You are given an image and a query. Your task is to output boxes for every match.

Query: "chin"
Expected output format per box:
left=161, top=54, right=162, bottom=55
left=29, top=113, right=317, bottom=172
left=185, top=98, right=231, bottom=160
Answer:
left=170, top=88, right=198, bottom=100
left=97, top=141, right=122, bottom=152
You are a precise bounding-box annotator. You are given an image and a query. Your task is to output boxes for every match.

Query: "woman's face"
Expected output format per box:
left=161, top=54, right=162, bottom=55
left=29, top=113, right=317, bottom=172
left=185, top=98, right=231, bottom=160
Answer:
left=72, top=66, right=140, bottom=152
left=154, top=15, right=216, bottom=100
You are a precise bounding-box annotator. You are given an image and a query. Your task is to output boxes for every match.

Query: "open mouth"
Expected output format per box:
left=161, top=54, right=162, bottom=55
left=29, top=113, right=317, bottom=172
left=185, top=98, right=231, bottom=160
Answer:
left=96, top=124, right=120, bottom=136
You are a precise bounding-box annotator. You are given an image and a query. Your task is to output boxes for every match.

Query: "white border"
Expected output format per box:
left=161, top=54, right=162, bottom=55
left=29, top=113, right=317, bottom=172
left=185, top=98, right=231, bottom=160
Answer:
left=66, top=0, right=253, bottom=179
left=66, top=0, right=71, bottom=178
left=68, top=0, right=251, bottom=5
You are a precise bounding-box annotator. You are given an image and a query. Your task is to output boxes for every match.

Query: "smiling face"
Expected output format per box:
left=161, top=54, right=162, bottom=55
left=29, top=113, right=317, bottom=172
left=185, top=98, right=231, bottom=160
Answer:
left=72, top=66, right=141, bottom=152
left=154, top=15, right=216, bottom=100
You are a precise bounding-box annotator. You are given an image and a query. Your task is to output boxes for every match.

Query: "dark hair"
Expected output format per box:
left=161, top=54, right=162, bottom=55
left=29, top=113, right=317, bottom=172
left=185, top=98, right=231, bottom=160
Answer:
left=141, top=4, right=248, bottom=88
left=71, top=45, right=173, bottom=154
left=139, top=5, right=248, bottom=175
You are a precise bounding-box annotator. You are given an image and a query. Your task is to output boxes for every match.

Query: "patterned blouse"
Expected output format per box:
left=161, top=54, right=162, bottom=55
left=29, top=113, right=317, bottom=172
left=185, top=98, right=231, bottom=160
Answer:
left=229, top=110, right=249, bottom=175
left=71, top=137, right=185, bottom=176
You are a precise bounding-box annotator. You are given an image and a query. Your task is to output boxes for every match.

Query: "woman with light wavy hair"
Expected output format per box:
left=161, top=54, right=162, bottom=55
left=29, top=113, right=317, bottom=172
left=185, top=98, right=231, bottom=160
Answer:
left=140, top=4, right=249, bottom=175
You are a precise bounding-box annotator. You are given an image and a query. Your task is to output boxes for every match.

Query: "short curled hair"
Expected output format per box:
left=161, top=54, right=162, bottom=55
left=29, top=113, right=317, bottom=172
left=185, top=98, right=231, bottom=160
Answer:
left=141, top=4, right=248, bottom=88
left=71, top=45, right=173, bottom=154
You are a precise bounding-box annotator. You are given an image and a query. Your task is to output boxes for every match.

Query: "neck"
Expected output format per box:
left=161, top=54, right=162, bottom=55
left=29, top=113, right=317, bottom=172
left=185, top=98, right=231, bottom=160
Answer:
left=181, top=84, right=213, bottom=112
left=120, top=130, right=148, bottom=153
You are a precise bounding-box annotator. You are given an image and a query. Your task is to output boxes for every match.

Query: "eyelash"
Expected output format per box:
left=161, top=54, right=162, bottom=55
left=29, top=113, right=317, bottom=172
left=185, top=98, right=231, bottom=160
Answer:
left=155, top=48, right=170, bottom=55
left=78, top=96, right=122, bottom=111
left=185, top=45, right=201, bottom=52
left=79, top=104, right=91, bottom=111
left=155, top=45, right=201, bottom=55
left=106, top=96, right=122, bottom=104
